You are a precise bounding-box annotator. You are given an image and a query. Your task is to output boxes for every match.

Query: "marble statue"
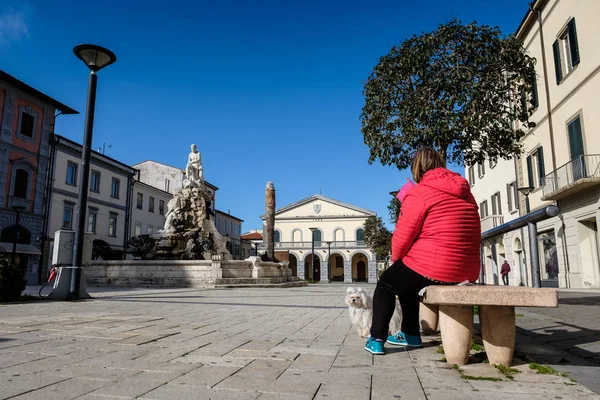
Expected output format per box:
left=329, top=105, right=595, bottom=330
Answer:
left=186, top=144, right=203, bottom=184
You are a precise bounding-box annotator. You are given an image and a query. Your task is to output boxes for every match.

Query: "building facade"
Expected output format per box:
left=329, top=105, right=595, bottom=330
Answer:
left=43, top=135, right=136, bottom=271
left=472, top=0, right=600, bottom=289
left=260, top=195, right=377, bottom=283
left=466, top=159, right=528, bottom=287
left=241, top=230, right=263, bottom=256
left=215, top=209, right=244, bottom=259
left=130, top=179, right=172, bottom=237
left=0, top=70, right=77, bottom=284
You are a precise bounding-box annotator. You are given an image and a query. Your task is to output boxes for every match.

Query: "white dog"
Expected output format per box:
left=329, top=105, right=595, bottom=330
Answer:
left=345, top=287, right=402, bottom=338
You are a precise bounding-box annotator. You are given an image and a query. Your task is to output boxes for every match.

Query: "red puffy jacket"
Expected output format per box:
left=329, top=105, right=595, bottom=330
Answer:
left=391, top=168, right=481, bottom=283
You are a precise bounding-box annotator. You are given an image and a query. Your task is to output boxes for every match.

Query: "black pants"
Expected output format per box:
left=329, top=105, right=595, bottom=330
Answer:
left=370, top=260, right=455, bottom=340
left=502, top=274, right=509, bottom=285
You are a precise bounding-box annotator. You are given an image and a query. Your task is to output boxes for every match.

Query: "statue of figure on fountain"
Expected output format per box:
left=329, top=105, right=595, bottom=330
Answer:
left=155, top=144, right=230, bottom=260
left=185, top=144, right=203, bottom=187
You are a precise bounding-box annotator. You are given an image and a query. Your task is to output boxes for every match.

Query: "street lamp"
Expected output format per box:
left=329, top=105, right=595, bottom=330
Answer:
left=517, top=186, right=534, bottom=214
left=325, top=241, right=332, bottom=283
left=309, top=227, right=317, bottom=282
left=10, top=205, right=26, bottom=265
left=70, top=44, right=117, bottom=300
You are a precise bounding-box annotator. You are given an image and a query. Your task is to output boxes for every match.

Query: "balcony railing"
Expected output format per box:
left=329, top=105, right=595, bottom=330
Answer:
left=480, top=215, right=504, bottom=233
left=542, top=155, right=600, bottom=200
left=257, top=241, right=367, bottom=250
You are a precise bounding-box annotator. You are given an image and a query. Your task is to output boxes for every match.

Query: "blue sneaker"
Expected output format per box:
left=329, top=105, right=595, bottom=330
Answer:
left=364, top=336, right=384, bottom=355
left=386, top=331, right=422, bottom=348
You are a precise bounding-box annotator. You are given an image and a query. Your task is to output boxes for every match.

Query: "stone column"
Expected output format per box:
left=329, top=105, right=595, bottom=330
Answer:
left=298, top=260, right=305, bottom=280
left=211, top=254, right=222, bottom=280
left=368, top=260, right=377, bottom=283
left=265, top=182, right=275, bottom=261
left=344, top=260, right=352, bottom=283
left=321, top=252, right=329, bottom=283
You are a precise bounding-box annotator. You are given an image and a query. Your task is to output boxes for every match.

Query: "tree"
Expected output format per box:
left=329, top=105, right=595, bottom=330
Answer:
left=388, top=197, right=401, bottom=225
left=361, top=19, right=537, bottom=169
left=126, top=235, right=157, bottom=260
left=92, top=239, right=111, bottom=260
left=363, top=216, right=392, bottom=260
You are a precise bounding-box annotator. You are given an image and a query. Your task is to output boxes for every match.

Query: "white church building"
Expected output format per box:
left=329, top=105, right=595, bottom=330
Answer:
left=260, top=195, right=378, bottom=283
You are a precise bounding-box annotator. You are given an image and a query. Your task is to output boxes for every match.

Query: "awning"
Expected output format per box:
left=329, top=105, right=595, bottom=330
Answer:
left=0, top=242, right=42, bottom=255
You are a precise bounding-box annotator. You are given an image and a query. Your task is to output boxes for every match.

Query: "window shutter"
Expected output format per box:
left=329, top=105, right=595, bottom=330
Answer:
left=552, top=40, right=563, bottom=83
left=531, top=77, right=539, bottom=108
left=537, top=147, right=546, bottom=186
left=568, top=18, right=580, bottom=66
left=507, top=184, right=513, bottom=211
left=527, top=155, right=534, bottom=187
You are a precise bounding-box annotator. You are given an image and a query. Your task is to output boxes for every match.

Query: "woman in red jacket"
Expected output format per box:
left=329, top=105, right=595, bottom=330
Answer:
left=365, top=147, right=481, bottom=355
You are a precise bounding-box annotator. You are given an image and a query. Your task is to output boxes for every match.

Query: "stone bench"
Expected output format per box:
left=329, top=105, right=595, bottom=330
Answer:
left=420, top=285, right=558, bottom=366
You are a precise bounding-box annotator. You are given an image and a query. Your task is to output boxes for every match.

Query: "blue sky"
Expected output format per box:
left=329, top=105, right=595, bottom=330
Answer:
left=1, top=0, right=529, bottom=230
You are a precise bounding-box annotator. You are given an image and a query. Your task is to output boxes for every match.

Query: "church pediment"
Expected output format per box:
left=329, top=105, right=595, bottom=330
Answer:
left=269, top=195, right=375, bottom=220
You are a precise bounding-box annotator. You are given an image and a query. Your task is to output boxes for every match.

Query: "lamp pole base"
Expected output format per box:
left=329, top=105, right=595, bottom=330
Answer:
left=47, top=267, right=91, bottom=300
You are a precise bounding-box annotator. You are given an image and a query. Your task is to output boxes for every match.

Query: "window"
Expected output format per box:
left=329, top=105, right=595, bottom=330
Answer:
left=491, top=192, right=502, bottom=216
left=479, top=200, right=489, bottom=219
left=111, top=178, right=120, bottom=198
left=135, top=222, right=142, bottom=237
left=109, top=214, right=117, bottom=237
left=90, top=171, right=100, bottom=193
left=274, top=231, right=281, bottom=243
left=314, top=229, right=322, bottom=246
left=356, top=228, right=364, bottom=245
left=87, top=211, right=97, bottom=233
left=165, top=179, right=170, bottom=192
left=149, top=196, right=155, bottom=213
left=19, top=112, right=35, bottom=138
left=477, top=162, right=485, bottom=179
left=230, top=222, right=233, bottom=234
left=66, top=162, right=77, bottom=186
left=507, top=182, right=518, bottom=213
left=553, top=18, right=580, bottom=84
left=148, top=225, right=154, bottom=234
left=136, top=193, right=143, bottom=209
left=14, top=169, right=28, bottom=199
left=63, top=206, right=73, bottom=230
left=159, top=200, right=165, bottom=215
left=468, top=166, right=475, bottom=187
left=526, top=147, right=546, bottom=188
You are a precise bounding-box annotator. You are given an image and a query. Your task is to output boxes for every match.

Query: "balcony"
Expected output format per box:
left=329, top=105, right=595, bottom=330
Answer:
left=542, top=155, right=600, bottom=201
left=257, top=241, right=367, bottom=250
left=481, top=215, right=504, bottom=233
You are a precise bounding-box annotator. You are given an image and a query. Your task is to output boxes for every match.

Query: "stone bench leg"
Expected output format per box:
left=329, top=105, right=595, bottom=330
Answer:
left=420, top=303, right=439, bottom=335
left=479, top=305, right=515, bottom=366
left=439, top=305, right=473, bottom=366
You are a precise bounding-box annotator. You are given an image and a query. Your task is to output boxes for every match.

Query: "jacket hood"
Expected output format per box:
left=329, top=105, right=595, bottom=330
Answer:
left=419, top=168, right=473, bottom=199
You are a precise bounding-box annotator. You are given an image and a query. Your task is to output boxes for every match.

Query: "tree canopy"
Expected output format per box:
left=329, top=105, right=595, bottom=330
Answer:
left=363, top=216, right=392, bottom=260
left=361, top=19, right=537, bottom=169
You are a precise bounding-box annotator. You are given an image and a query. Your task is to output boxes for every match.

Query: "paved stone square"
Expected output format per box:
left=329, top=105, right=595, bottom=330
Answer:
left=0, top=285, right=599, bottom=399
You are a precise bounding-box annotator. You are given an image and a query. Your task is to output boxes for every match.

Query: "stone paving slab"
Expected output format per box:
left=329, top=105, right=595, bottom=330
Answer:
left=0, top=284, right=598, bottom=399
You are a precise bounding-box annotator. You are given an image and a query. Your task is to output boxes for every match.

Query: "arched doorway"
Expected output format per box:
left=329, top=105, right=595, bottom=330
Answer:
left=289, top=254, right=298, bottom=277
left=329, top=254, right=345, bottom=281
left=351, top=253, right=368, bottom=282
left=304, top=254, right=321, bottom=282
left=513, top=237, right=526, bottom=286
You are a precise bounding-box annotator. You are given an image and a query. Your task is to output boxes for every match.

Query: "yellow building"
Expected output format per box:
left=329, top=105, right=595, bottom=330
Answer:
left=260, top=195, right=377, bottom=283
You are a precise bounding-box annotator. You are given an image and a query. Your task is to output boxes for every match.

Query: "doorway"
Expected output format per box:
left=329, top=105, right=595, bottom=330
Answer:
left=578, top=218, right=599, bottom=287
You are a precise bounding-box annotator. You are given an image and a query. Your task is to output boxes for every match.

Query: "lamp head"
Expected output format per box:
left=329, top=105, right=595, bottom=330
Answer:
left=73, top=44, right=117, bottom=72
left=517, top=186, right=534, bottom=197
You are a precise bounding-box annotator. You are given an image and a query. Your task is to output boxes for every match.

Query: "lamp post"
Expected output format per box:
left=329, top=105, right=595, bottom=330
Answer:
left=518, top=186, right=533, bottom=214
left=309, top=227, right=317, bottom=282
left=11, top=205, right=26, bottom=265
left=70, top=44, right=117, bottom=299
left=325, top=241, right=332, bottom=283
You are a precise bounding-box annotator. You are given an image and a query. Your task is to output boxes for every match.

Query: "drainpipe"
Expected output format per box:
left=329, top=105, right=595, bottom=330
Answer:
left=532, top=1, right=557, bottom=172
left=558, top=211, right=571, bottom=288
left=38, top=133, right=58, bottom=284
left=123, top=171, right=135, bottom=259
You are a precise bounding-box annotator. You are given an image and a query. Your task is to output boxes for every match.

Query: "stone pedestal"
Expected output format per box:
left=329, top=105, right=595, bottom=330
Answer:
left=420, top=303, right=439, bottom=335
left=479, top=305, right=515, bottom=366
left=439, top=305, right=473, bottom=366
left=344, top=261, right=352, bottom=283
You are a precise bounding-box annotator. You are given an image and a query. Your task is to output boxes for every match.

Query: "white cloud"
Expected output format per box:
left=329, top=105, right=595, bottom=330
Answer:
left=0, top=6, right=30, bottom=47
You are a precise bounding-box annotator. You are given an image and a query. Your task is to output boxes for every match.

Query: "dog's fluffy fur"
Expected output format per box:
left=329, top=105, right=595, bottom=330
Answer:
left=345, top=287, right=402, bottom=338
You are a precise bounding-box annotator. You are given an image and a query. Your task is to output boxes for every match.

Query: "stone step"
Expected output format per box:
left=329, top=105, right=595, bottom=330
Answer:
left=214, top=281, right=308, bottom=289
